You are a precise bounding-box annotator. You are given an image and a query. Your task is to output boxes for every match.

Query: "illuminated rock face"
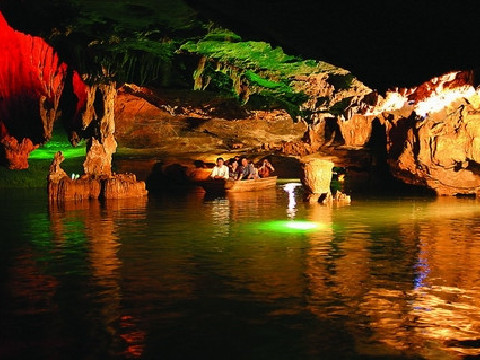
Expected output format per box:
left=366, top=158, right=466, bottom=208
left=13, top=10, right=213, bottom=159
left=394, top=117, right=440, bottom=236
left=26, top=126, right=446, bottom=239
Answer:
left=338, top=70, right=480, bottom=195
left=0, top=12, right=89, bottom=169
left=114, top=87, right=307, bottom=152
left=0, top=12, right=66, bottom=168
left=48, top=151, right=147, bottom=201
left=80, top=84, right=118, bottom=177
left=1, top=6, right=479, bottom=196
left=301, top=158, right=334, bottom=202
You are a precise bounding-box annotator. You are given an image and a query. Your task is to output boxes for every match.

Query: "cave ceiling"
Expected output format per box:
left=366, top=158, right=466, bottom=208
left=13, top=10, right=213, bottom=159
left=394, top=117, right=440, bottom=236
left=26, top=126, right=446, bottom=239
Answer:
left=2, top=0, right=480, bottom=93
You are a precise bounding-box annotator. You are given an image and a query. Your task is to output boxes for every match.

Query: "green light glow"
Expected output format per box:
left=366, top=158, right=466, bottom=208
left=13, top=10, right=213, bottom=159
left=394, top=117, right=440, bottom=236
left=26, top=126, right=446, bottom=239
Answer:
left=30, top=146, right=86, bottom=160
left=285, top=221, right=318, bottom=230
left=257, top=220, right=327, bottom=233
left=30, top=132, right=86, bottom=160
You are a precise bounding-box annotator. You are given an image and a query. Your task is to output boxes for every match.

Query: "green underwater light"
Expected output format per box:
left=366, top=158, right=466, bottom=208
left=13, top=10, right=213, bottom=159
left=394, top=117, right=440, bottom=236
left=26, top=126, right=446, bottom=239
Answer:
left=258, top=220, right=327, bottom=233
left=30, top=144, right=86, bottom=159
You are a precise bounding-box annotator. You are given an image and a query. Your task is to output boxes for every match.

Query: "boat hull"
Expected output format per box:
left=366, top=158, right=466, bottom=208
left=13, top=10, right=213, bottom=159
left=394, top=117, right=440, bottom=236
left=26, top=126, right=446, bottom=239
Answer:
left=201, top=176, right=277, bottom=193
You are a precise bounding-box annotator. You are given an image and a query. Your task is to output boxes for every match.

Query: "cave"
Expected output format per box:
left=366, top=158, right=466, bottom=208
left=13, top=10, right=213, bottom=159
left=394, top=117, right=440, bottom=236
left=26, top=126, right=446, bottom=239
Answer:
left=2, top=2, right=480, bottom=359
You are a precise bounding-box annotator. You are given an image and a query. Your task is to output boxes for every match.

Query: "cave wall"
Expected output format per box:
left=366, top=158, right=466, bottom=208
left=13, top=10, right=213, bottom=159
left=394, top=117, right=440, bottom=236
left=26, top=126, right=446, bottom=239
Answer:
left=2, top=6, right=480, bottom=197
left=0, top=11, right=88, bottom=169
left=336, top=70, right=480, bottom=195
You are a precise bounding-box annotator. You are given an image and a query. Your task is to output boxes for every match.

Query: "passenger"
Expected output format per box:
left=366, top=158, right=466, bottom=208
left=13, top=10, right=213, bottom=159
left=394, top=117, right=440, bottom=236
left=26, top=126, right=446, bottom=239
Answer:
left=238, top=157, right=258, bottom=180
left=257, top=158, right=275, bottom=178
left=229, top=159, right=241, bottom=180
left=210, top=157, right=229, bottom=180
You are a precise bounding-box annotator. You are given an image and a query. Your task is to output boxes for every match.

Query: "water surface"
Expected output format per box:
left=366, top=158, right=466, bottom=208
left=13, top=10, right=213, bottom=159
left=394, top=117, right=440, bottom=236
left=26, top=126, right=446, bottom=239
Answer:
left=1, top=186, right=480, bottom=359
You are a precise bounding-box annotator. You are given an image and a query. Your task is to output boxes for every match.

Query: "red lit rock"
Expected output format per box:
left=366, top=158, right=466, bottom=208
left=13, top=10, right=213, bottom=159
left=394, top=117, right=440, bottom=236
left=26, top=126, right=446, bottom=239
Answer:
left=0, top=11, right=68, bottom=168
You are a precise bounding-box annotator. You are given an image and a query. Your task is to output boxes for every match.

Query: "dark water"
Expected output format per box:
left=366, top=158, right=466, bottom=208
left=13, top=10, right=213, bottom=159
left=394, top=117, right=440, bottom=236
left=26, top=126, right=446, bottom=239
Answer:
left=2, top=185, right=480, bottom=360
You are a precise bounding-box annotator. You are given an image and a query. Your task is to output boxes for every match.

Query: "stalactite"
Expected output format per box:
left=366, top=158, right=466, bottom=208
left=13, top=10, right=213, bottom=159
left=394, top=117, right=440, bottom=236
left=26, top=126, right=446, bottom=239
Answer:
left=193, top=56, right=206, bottom=90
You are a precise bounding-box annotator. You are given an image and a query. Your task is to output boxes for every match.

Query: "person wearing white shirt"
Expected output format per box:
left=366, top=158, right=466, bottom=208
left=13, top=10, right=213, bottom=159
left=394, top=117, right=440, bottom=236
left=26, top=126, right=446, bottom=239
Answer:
left=211, top=157, right=229, bottom=180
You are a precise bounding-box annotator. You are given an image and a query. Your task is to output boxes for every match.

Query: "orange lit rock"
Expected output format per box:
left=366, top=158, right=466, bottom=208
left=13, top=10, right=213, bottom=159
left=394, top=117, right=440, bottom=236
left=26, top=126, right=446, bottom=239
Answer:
left=79, top=83, right=118, bottom=176
left=301, top=158, right=334, bottom=202
left=333, top=70, right=480, bottom=195
left=48, top=151, right=147, bottom=201
left=338, top=114, right=375, bottom=148
left=114, top=89, right=307, bottom=152
left=102, top=174, right=148, bottom=199
left=0, top=132, right=38, bottom=169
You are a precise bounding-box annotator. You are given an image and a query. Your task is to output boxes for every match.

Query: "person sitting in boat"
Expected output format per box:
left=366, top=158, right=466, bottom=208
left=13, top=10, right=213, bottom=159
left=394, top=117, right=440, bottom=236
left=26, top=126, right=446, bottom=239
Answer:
left=210, top=157, right=229, bottom=180
left=238, top=157, right=258, bottom=180
left=229, top=159, right=241, bottom=180
left=257, top=158, right=275, bottom=178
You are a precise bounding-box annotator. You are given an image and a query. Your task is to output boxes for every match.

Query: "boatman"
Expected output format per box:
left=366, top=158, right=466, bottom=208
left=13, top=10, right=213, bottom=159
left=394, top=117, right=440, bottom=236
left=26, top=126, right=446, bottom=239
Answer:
left=210, top=157, right=229, bottom=180
left=238, top=157, right=258, bottom=180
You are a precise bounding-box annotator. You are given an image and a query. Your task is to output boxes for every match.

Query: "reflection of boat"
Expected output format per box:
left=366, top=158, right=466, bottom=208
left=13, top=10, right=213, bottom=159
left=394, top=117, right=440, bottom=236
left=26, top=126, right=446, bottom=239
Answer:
left=201, top=176, right=277, bottom=193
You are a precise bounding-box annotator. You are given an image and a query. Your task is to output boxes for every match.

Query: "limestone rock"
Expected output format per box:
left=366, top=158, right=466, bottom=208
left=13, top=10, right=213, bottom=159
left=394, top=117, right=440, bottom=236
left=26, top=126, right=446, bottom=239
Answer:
left=0, top=12, right=86, bottom=169
left=83, top=137, right=117, bottom=177
left=48, top=151, right=147, bottom=201
left=332, top=70, right=480, bottom=195
left=80, top=83, right=118, bottom=176
left=114, top=90, right=307, bottom=152
left=301, top=158, right=334, bottom=202
left=0, top=133, right=38, bottom=169
left=48, top=151, right=68, bottom=181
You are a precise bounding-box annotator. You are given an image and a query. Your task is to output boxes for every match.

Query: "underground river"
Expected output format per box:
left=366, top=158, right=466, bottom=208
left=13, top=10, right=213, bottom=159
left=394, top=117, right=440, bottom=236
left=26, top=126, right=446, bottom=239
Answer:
left=1, top=184, right=480, bottom=359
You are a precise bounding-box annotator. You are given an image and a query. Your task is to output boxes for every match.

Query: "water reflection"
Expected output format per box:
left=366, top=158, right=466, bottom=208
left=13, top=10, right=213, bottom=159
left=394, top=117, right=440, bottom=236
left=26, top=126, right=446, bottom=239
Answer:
left=283, top=182, right=302, bottom=219
left=48, top=198, right=148, bottom=359
left=1, top=197, right=149, bottom=359
left=3, top=189, right=480, bottom=359
left=304, top=197, right=480, bottom=359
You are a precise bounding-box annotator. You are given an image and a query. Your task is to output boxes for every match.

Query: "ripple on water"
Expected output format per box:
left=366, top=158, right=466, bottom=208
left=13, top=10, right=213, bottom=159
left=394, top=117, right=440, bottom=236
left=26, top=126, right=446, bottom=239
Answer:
left=2, top=189, right=480, bottom=358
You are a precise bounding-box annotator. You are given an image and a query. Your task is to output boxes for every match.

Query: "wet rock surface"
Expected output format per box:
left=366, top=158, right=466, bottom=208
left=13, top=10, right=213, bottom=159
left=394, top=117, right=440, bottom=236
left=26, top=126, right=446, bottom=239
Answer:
left=48, top=151, right=147, bottom=201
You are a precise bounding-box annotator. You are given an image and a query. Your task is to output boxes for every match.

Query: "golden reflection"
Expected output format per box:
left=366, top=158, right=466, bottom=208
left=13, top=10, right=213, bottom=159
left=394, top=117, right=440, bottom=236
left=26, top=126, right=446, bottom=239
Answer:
left=227, top=189, right=277, bottom=221
left=48, top=197, right=148, bottom=358
left=207, top=197, right=231, bottom=237
left=304, top=197, right=480, bottom=359
left=216, top=189, right=305, bottom=306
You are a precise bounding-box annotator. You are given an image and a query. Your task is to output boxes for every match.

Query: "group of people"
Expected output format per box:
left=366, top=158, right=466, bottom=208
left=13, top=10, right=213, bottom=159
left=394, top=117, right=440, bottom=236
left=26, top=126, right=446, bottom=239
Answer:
left=210, top=156, right=275, bottom=181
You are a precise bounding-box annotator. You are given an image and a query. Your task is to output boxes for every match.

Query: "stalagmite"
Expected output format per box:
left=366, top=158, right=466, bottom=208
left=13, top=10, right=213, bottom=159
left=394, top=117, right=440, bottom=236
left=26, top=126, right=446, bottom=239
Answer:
left=301, top=158, right=334, bottom=203
left=81, top=83, right=118, bottom=177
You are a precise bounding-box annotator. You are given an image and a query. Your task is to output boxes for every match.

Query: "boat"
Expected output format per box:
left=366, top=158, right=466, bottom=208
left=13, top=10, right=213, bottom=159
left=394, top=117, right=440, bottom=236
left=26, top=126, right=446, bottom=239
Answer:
left=200, top=176, right=278, bottom=193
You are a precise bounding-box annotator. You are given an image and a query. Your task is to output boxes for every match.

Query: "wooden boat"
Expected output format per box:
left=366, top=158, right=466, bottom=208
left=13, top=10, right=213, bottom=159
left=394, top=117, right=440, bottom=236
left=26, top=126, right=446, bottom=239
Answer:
left=201, top=176, right=278, bottom=193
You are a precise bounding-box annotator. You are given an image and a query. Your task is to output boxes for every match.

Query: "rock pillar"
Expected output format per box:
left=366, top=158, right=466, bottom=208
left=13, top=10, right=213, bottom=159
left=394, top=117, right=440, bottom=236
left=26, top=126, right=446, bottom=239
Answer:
left=47, top=83, right=148, bottom=201
left=81, top=83, right=117, bottom=176
left=301, top=158, right=334, bottom=203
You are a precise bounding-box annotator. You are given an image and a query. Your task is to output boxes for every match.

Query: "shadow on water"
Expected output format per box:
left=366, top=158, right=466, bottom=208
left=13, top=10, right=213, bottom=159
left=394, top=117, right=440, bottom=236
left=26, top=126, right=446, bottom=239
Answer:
left=2, top=188, right=480, bottom=359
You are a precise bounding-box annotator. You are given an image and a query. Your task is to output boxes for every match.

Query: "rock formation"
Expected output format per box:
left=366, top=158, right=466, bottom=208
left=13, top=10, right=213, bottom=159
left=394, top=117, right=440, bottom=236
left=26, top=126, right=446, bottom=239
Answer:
left=0, top=12, right=67, bottom=168
left=1, top=5, right=480, bottom=198
left=115, top=86, right=307, bottom=153
left=48, top=151, right=147, bottom=201
left=78, top=83, right=118, bottom=176
left=338, top=70, right=480, bottom=195
left=300, top=158, right=334, bottom=202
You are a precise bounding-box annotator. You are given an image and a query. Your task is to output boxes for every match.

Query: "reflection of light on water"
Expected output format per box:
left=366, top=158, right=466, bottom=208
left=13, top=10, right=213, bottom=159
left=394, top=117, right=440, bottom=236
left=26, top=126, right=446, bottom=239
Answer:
left=257, top=220, right=327, bottom=233
left=414, top=252, right=431, bottom=290
left=284, top=183, right=302, bottom=219
left=211, top=198, right=230, bottom=237
left=285, top=221, right=318, bottom=230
